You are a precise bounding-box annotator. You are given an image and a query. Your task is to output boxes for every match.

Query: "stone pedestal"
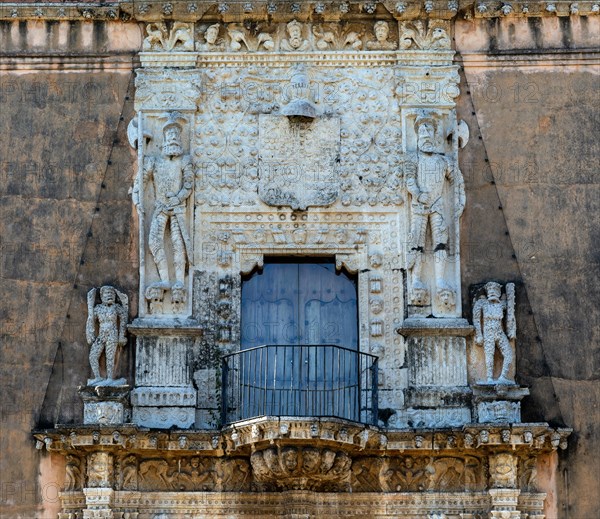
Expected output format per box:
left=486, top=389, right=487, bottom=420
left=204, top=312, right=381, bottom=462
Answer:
left=489, top=489, right=521, bottom=519
left=82, top=488, right=115, bottom=519
left=79, top=385, right=130, bottom=425
left=473, top=384, right=530, bottom=423
left=398, top=318, right=473, bottom=427
left=129, top=322, right=201, bottom=429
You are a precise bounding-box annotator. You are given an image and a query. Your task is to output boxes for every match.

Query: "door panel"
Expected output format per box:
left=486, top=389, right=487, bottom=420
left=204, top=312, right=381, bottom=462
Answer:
left=241, top=261, right=358, bottom=349
left=240, top=260, right=359, bottom=419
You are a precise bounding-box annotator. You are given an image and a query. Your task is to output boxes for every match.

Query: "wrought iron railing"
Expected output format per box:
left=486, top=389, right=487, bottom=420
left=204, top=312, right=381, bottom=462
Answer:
left=222, top=344, right=378, bottom=425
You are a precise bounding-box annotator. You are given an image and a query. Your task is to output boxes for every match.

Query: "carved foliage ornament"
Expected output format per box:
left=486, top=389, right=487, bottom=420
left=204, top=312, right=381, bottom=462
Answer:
left=143, top=22, right=194, bottom=52
left=162, top=20, right=405, bottom=54
left=399, top=20, right=451, bottom=50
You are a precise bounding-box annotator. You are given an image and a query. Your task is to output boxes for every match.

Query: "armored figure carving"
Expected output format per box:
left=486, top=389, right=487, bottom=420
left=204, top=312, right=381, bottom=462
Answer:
left=134, top=112, right=194, bottom=308
left=407, top=115, right=465, bottom=304
left=473, top=281, right=516, bottom=384
left=86, top=286, right=128, bottom=386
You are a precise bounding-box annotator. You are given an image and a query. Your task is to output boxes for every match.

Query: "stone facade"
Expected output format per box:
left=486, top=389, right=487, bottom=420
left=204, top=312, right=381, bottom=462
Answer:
left=0, top=2, right=598, bottom=519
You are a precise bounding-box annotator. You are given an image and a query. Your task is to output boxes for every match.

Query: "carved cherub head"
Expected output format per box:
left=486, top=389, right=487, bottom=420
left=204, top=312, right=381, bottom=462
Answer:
left=302, top=448, right=321, bottom=472
left=281, top=447, right=298, bottom=472
left=370, top=297, right=384, bottom=315
left=330, top=452, right=351, bottom=475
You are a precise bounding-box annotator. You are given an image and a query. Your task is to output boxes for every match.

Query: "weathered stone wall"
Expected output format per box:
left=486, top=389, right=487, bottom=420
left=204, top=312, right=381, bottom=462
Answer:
left=0, top=13, right=597, bottom=519
left=455, top=16, right=600, bottom=519
left=0, top=20, right=141, bottom=519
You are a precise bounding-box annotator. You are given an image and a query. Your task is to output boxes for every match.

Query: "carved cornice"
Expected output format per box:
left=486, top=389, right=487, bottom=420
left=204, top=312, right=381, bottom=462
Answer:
left=34, top=419, right=571, bottom=456
left=33, top=419, right=570, bottom=495
left=1, top=1, right=597, bottom=22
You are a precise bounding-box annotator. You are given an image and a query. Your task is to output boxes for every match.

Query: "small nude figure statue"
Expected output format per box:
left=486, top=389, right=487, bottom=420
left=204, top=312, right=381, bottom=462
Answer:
left=473, top=281, right=516, bottom=384
left=86, top=286, right=128, bottom=386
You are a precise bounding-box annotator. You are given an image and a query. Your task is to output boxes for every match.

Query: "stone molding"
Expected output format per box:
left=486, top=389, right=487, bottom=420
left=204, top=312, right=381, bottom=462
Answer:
left=398, top=317, right=473, bottom=336
left=1, top=1, right=598, bottom=21
left=58, top=489, right=548, bottom=518
left=35, top=421, right=571, bottom=458
left=36, top=420, right=570, bottom=517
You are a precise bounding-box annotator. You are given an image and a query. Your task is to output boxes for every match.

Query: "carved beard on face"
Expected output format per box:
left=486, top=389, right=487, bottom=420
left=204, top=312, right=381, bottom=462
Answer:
left=163, top=143, right=183, bottom=156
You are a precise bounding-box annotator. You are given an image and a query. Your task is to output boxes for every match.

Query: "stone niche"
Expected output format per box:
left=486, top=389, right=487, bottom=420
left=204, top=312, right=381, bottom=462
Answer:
left=32, top=4, right=571, bottom=519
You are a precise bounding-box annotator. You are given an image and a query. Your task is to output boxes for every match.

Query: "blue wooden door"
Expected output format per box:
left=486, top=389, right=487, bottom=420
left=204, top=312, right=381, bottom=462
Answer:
left=240, top=260, right=359, bottom=419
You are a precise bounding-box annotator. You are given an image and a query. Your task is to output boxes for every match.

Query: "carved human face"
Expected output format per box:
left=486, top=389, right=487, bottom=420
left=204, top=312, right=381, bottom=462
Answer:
left=417, top=122, right=436, bottom=153
left=163, top=125, right=183, bottom=157
left=250, top=452, right=269, bottom=476
left=374, top=22, right=389, bottom=42
left=287, top=22, right=302, bottom=41
left=487, top=286, right=502, bottom=303
left=331, top=453, right=351, bottom=475
left=206, top=25, right=219, bottom=44
left=100, top=287, right=116, bottom=305
left=282, top=448, right=298, bottom=471
left=438, top=289, right=455, bottom=309
left=404, top=456, right=414, bottom=469
left=370, top=297, right=384, bottom=314
left=302, top=448, right=320, bottom=472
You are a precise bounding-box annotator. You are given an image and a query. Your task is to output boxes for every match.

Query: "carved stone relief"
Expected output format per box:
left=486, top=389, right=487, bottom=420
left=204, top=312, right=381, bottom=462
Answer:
left=380, top=455, right=434, bottom=491
left=366, top=20, right=398, bottom=50
left=187, top=20, right=405, bottom=54
left=489, top=453, right=518, bottom=489
left=250, top=446, right=351, bottom=491
left=405, top=111, right=465, bottom=317
left=132, top=12, right=466, bottom=435
left=87, top=452, right=113, bottom=488
left=64, top=454, right=83, bottom=491
left=399, top=20, right=451, bottom=50
left=85, top=286, right=128, bottom=386
left=143, top=22, right=194, bottom=52
left=257, top=115, right=341, bottom=210
left=473, top=282, right=517, bottom=384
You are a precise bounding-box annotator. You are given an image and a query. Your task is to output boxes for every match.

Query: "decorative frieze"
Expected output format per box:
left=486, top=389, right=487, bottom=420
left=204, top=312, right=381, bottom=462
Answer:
left=2, top=1, right=598, bottom=22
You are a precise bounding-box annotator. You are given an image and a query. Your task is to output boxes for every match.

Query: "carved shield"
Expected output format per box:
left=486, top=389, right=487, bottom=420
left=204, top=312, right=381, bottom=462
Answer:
left=258, top=115, right=341, bottom=210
